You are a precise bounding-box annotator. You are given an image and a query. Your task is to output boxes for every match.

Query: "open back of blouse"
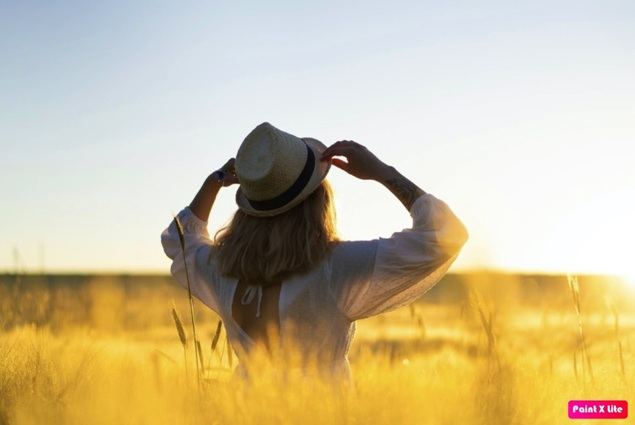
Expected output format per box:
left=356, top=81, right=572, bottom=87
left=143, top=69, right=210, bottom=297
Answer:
left=231, top=280, right=282, bottom=350
left=161, top=193, right=468, bottom=382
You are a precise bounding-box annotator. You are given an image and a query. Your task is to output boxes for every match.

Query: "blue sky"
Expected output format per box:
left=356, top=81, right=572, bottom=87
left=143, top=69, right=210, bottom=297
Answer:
left=1, top=1, right=634, bottom=275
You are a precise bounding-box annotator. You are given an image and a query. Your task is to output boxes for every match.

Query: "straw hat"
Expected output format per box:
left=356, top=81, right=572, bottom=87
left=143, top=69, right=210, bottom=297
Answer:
left=235, top=122, right=331, bottom=217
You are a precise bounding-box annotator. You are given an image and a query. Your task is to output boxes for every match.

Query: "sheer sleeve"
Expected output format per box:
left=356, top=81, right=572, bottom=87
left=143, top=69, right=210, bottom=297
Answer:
left=160, top=207, right=220, bottom=313
left=329, top=193, right=468, bottom=321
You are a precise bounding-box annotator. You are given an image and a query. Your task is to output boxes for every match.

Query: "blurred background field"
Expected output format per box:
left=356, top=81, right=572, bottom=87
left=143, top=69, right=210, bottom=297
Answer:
left=1, top=272, right=634, bottom=425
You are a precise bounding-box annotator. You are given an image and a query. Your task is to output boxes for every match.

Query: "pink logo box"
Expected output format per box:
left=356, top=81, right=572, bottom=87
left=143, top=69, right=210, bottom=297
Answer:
left=568, top=400, right=628, bottom=419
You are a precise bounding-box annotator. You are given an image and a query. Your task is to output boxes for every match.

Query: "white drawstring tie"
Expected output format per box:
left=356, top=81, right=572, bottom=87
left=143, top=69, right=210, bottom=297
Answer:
left=240, top=285, right=263, bottom=317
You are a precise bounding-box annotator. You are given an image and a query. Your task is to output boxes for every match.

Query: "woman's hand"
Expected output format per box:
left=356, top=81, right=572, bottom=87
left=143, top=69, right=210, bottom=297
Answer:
left=189, top=158, right=238, bottom=222
left=211, top=158, right=239, bottom=187
left=321, top=140, right=392, bottom=181
left=322, top=140, right=426, bottom=210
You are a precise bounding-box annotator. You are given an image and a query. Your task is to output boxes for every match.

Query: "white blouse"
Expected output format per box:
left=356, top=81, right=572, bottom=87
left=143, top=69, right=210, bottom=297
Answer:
left=161, top=193, right=468, bottom=381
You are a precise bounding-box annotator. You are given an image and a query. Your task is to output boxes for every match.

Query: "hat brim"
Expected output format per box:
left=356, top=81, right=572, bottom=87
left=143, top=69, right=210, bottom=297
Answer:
left=235, top=137, right=331, bottom=217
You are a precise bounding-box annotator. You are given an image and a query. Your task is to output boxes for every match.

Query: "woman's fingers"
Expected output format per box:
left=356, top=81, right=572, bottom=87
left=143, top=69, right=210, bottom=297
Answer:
left=329, top=157, right=350, bottom=171
left=213, top=158, right=239, bottom=186
left=321, top=143, right=340, bottom=159
left=322, top=140, right=356, bottom=157
left=322, top=144, right=355, bottom=160
left=222, top=158, right=236, bottom=171
left=223, top=174, right=239, bottom=186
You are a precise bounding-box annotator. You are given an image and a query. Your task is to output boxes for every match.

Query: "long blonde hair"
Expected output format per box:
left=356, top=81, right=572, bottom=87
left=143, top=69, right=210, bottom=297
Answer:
left=214, top=180, right=338, bottom=284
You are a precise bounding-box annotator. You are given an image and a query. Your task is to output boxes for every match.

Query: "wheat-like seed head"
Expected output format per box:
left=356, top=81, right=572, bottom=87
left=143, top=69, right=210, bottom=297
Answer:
left=171, top=307, right=187, bottom=347
left=567, top=275, right=581, bottom=315
left=211, top=320, right=222, bottom=352
left=195, top=340, right=204, bottom=370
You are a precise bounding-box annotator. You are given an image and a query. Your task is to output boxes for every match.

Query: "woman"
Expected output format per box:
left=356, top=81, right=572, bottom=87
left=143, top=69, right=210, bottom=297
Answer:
left=161, top=122, right=468, bottom=383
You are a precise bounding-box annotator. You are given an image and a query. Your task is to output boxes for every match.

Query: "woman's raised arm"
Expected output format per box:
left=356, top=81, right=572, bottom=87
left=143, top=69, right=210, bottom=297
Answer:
left=160, top=158, right=238, bottom=313
left=321, top=140, right=425, bottom=210
left=189, top=158, right=239, bottom=222
left=323, top=140, right=468, bottom=321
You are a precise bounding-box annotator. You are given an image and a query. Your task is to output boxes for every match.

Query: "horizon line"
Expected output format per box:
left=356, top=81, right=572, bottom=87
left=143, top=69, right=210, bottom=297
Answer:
left=0, top=267, right=629, bottom=279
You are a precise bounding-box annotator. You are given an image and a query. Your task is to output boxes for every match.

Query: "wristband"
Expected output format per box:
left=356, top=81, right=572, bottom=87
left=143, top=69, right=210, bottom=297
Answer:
left=211, top=170, right=225, bottom=183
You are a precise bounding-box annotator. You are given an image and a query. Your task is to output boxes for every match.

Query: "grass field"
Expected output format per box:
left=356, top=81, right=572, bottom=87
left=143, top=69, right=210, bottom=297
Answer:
left=1, top=272, right=633, bottom=425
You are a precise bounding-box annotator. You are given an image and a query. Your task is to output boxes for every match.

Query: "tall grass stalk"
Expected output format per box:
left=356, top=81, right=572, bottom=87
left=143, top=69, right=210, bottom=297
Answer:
left=409, top=304, right=426, bottom=340
left=208, top=320, right=222, bottom=370
left=171, top=306, right=188, bottom=378
left=606, top=297, right=626, bottom=380
left=195, top=341, right=205, bottom=375
left=567, top=275, right=593, bottom=382
left=471, top=291, right=498, bottom=363
left=227, top=334, right=234, bottom=368
left=211, top=320, right=222, bottom=352
left=173, top=216, right=202, bottom=388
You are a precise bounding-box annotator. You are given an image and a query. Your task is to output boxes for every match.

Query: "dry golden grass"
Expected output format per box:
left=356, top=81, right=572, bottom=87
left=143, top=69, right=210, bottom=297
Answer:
left=1, top=273, right=634, bottom=425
